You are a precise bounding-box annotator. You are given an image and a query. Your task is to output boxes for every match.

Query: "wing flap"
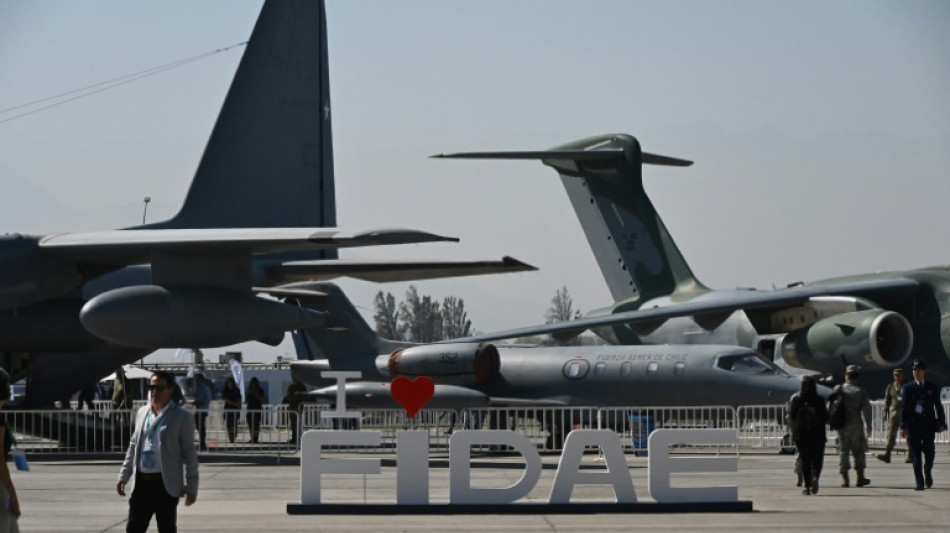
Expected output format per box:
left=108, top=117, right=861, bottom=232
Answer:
left=272, top=255, right=537, bottom=283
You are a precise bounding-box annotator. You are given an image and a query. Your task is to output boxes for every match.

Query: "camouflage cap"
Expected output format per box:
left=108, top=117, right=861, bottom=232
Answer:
left=845, top=364, right=861, bottom=375
left=893, top=368, right=903, bottom=375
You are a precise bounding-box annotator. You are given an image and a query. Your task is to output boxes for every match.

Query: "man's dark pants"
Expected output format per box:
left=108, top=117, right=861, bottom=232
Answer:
left=907, top=426, right=936, bottom=485
left=195, top=411, right=208, bottom=450
left=127, top=472, right=180, bottom=533
left=797, top=440, right=824, bottom=488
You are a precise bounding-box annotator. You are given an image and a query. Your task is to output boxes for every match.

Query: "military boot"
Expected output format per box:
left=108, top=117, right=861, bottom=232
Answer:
left=856, top=471, right=871, bottom=487
left=840, top=473, right=850, bottom=487
left=876, top=450, right=891, bottom=463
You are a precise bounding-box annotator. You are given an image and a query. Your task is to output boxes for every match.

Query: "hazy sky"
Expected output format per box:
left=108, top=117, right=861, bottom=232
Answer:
left=1, top=1, right=949, bottom=363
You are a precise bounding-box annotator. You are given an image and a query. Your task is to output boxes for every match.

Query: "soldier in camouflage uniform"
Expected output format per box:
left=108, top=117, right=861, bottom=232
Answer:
left=831, top=365, right=872, bottom=487
left=877, top=368, right=908, bottom=463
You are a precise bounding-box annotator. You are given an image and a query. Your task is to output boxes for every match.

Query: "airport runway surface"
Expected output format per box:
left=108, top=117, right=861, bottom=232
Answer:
left=13, top=445, right=950, bottom=532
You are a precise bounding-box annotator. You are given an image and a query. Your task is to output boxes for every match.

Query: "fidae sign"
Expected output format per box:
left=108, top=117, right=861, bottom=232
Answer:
left=287, top=373, right=752, bottom=514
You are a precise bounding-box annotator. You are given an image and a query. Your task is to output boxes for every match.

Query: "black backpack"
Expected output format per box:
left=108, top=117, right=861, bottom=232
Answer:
left=793, top=400, right=821, bottom=439
left=828, top=386, right=847, bottom=430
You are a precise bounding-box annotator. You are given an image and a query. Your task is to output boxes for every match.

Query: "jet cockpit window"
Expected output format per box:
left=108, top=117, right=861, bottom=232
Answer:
left=594, top=362, right=607, bottom=376
left=716, top=352, right=787, bottom=375
left=563, top=359, right=590, bottom=380
left=647, top=362, right=659, bottom=375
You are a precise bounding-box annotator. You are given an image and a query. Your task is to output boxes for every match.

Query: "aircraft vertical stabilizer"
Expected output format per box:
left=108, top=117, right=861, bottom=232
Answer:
left=434, top=134, right=705, bottom=303
left=147, top=0, right=336, bottom=259
left=288, top=283, right=413, bottom=376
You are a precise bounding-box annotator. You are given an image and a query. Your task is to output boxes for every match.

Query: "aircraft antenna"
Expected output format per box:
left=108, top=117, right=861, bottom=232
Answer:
left=0, top=42, right=247, bottom=124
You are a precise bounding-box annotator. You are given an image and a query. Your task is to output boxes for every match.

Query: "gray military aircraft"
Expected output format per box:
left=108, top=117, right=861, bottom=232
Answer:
left=288, top=283, right=804, bottom=414
left=431, top=133, right=940, bottom=392
left=0, top=0, right=533, bottom=406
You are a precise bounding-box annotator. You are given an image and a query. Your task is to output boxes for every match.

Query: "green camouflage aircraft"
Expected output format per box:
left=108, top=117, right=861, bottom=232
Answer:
left=432, top=133, right=944, bottom=393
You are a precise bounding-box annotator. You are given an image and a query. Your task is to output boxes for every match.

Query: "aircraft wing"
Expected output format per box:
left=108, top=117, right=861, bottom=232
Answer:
left=308, top=380, right=567, bottom=410
left=270, top=255, right=536, bottom=283
left=446, top=277, right=921, bottom=343
left=37, top=227, right=457, bottom=265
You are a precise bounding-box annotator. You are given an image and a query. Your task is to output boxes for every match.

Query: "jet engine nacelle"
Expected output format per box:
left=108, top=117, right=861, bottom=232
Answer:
left=80, top=285, right=327, bottom=349
left=779, top=309, right=913, bottom=374
left=378, top=342, right=501, bottom=385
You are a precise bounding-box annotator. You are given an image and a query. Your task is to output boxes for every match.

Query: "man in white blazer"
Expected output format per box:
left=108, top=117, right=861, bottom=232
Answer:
left=116, top=371, right=199, bottom=533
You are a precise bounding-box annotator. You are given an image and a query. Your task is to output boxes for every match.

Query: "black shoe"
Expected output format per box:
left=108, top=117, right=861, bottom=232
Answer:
left=915, top=483, right=925, bottom=491
left=811, top=479, right=819, bottom=495
left=802, top=488, right=811, bottom=495
left=925, top=474, right=933, bottom=489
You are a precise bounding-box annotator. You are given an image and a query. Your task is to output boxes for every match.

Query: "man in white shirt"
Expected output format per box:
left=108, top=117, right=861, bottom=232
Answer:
left=116, top=371, right=199, bottom=532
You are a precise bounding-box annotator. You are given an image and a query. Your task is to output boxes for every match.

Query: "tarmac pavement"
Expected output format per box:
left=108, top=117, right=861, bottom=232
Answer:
left=12, top=445, right=950, bottom=532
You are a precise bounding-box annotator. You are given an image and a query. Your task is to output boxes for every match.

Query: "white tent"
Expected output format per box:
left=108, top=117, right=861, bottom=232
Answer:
left=100, top=365, right=153, bottom=382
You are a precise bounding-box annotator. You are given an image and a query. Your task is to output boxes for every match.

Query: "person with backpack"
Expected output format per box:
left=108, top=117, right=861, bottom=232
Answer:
left=829, top=365, right=873, bottom=488
left=789, top=375, right=828, bottom=495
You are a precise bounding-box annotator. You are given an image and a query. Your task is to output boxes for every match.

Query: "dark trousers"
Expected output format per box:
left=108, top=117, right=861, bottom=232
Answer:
left=907, top=426, right=936, bottom=485
left=289, top=410, right=299, bottom=443
left=127, top=473, right=179, bottom=533
left=194, top=411, right=208, bottom=450
left=246, top=411, right=261, bottom=443
left=224, top=411, right=239, bottom=443
left=796, top=440, right=825, bottom=488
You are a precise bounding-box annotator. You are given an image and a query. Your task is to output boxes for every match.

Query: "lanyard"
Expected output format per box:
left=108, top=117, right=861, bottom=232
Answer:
left=144, top=409, right=166, bottom=441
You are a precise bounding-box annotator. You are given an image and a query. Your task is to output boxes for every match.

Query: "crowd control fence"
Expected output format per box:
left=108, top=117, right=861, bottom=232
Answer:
left=6, top=400, right=948, bottom=457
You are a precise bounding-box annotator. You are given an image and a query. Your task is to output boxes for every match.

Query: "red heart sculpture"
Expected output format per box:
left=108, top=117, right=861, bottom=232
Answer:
left=389, top=376, right=435, bottom=418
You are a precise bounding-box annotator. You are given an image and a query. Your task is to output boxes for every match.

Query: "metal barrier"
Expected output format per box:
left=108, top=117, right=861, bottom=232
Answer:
left=296, top=405, right=736, bottom=454
left=6, top=401, right=948, bottom=456
left=737, top=404, right=789, bottom=449
left=6, top=403, right=302, bottom=457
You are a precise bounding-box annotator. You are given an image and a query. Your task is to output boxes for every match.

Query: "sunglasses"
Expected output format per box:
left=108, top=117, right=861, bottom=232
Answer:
left=148, top=385, right=169, bottom=392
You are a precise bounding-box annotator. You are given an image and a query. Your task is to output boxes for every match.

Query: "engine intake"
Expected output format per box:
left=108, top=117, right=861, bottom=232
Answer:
left=380, top=342, right=500, bottom=384
left=780, top=309, right=912, bottom=374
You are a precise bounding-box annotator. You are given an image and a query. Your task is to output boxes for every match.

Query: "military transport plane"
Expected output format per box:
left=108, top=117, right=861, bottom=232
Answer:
left=430, top=133, right=944, bottom=392
left=0, top=0, right=533, bottom=406
left=288, top=283, right=803, bottom=416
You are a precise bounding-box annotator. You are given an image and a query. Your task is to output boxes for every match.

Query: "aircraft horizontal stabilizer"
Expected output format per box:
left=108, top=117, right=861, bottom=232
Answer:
left=273, top=255, right=537, bottom=283
left=37, top=227, right=458, bottom=264
left=433, top=149, right=692, bottom=167
left=641, top=152, right=693, bottom=167
left=253, top=287, right=328, bottom=299
left=432, top=149, right=622, bottom=161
